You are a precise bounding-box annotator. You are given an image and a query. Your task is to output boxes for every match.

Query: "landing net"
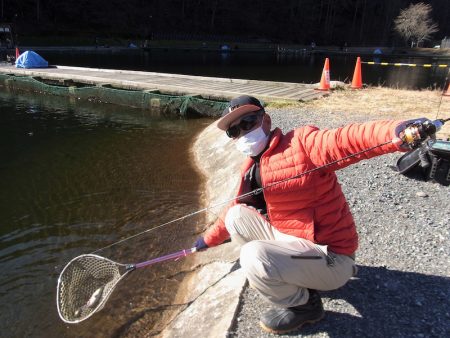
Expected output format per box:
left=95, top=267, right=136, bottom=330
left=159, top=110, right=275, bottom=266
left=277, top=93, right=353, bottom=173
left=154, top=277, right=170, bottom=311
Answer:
left=56, top=254, right=129, bottom=323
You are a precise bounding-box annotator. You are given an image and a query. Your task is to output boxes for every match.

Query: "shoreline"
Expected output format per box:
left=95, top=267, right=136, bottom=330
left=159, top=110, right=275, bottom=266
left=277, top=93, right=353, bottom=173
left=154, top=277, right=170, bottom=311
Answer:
left=9, top=42, right=450, bottom=59
left=160, top=121, right=246, bottom=337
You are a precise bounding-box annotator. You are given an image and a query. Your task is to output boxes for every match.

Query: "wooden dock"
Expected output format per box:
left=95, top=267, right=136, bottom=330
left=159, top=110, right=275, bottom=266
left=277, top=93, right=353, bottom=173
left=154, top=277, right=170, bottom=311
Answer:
left=0, top=65, right=325, bottom=102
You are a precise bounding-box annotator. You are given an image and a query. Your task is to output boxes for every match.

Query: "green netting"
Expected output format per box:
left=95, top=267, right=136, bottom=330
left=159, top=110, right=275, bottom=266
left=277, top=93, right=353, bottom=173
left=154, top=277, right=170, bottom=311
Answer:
left=0, top=74, right=228, bottom=117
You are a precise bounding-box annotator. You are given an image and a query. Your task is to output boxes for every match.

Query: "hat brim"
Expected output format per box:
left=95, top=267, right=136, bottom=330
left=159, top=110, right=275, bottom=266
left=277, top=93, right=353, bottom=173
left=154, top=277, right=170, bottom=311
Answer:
left=217, top=104, right=262, bottom=130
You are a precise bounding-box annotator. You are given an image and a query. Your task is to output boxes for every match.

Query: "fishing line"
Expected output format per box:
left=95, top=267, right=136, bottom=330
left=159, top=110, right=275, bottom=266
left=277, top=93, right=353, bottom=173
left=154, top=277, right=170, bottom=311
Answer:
left=92, top=139, right=393, bottom=254
left=435, top=68, right=450, bottom=121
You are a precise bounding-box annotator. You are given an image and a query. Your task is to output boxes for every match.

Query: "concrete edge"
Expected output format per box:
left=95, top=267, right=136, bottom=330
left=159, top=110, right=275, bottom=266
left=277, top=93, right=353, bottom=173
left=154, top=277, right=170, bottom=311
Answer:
left=160, top=122, right=247, bottom=337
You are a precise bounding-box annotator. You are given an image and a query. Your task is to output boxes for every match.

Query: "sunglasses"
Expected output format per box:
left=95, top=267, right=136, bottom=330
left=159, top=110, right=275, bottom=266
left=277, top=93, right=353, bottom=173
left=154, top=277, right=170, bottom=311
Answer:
left=226, top=111, right=263, bottom=139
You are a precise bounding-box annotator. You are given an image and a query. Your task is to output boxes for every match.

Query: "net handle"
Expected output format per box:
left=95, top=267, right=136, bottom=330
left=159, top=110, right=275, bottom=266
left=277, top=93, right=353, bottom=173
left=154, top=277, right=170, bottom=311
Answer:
left=134, top=247, right=197, bottom=269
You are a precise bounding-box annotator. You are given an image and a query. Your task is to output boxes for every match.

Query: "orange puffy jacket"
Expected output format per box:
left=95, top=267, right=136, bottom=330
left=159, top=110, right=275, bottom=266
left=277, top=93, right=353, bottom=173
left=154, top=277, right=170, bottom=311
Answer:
left=204, top=120, right=404, bottom=255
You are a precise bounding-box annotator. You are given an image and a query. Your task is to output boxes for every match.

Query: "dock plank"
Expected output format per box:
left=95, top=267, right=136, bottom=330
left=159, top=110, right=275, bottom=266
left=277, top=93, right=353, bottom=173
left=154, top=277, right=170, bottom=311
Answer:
left=0, top=65, right=325, bottom=102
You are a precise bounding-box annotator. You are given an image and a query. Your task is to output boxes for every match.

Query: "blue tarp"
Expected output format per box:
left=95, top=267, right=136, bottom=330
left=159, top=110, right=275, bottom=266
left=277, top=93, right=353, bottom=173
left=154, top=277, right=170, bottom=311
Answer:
left=15, top=51, right=48, bottom=69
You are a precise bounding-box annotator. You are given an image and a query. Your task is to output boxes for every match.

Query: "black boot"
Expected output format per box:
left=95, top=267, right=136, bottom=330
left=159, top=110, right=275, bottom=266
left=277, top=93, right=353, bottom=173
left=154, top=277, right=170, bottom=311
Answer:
left=259, top=289, right=324, bottom=334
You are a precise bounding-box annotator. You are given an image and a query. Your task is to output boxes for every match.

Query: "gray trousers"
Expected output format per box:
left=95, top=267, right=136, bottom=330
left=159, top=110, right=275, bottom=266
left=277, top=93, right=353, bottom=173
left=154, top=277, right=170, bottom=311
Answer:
left=225, top=204, right=356, bottom=307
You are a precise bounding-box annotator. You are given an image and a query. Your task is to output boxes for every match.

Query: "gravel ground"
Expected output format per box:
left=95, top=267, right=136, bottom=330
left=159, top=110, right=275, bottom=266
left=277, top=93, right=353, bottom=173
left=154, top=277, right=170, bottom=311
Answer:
left=229, top=107, right=450, bottom=338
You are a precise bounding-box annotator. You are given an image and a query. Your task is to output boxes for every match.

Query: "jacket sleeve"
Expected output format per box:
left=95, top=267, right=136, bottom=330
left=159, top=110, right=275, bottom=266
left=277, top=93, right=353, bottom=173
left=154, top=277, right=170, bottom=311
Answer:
left=299, top=120, right=406, bottom=171
left=203, top=215, right=230, bottom=247
left=203, top=190, right=240, bottom=247
left=203, top=157, right=256, bottom=247
left=202, top=171, right=247, bottom=247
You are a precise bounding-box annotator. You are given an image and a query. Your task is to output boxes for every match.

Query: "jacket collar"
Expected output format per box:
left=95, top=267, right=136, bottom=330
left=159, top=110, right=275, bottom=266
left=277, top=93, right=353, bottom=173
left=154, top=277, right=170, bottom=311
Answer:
left=265, top=128, right=282, bottom=155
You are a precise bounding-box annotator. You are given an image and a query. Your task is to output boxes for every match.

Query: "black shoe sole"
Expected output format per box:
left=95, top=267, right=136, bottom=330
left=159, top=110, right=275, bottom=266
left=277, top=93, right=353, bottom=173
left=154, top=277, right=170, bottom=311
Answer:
left=259, top=312, right=325, bottom=335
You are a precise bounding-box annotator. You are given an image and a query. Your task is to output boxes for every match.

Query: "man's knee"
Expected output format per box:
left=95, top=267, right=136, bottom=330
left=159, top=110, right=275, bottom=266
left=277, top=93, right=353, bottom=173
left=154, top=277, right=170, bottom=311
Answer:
left=224, top=204, right=246, bottom=234
left=225, top=204, right=272, bottom=244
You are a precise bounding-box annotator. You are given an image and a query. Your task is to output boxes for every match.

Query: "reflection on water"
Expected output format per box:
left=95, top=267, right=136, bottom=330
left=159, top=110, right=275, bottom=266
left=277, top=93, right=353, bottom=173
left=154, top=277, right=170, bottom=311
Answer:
left=0, top=91, right=211, bottom=337
left=37, top=49, right=450, bottom=89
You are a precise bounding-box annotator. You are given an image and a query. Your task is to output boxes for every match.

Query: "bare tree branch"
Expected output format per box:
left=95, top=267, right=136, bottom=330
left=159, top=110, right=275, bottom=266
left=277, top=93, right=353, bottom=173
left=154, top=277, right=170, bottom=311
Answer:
left=394, top=2, right=438, bottom=47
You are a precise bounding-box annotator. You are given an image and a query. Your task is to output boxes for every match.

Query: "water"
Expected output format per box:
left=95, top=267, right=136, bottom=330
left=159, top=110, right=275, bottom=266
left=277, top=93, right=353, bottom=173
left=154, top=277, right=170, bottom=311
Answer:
left=0, top=90, right=211, bottom=337
left=36, top=49, right=450, bottom=90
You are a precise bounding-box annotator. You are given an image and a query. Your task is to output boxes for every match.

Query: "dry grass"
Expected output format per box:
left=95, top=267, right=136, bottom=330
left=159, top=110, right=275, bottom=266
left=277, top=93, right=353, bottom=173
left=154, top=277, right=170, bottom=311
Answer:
left=268, top=86, right=450, bottom=138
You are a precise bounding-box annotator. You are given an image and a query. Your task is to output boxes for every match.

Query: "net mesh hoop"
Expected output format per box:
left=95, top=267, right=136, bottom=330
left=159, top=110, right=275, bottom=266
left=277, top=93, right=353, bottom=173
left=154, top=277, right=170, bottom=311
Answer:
left=56, top=254, right=131, bottom=324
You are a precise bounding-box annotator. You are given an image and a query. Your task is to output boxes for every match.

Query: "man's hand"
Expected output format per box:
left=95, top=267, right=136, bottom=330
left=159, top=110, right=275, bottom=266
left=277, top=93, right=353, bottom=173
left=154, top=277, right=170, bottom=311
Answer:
left=194, top=237, right=208, bottom=251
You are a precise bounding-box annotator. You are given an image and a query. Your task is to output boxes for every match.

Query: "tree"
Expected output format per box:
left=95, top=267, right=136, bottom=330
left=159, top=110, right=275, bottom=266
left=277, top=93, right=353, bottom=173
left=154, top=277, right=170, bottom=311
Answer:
left=394, top=2, right=438, bottom=47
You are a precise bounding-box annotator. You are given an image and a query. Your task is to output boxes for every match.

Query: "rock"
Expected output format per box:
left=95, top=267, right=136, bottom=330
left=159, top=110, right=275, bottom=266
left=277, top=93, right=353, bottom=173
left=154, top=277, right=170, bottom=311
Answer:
left=415, top=191, right=429, bottom=197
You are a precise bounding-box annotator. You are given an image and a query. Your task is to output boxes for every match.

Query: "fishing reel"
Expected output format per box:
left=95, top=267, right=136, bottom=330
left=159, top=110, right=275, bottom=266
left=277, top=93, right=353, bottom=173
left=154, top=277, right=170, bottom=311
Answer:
left=401, top=119, right=446, bottom=148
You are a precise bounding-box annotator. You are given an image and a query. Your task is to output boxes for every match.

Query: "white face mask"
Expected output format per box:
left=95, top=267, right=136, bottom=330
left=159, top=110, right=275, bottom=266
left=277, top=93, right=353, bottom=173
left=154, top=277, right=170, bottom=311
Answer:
left=235, top=125, right=270, bottom=156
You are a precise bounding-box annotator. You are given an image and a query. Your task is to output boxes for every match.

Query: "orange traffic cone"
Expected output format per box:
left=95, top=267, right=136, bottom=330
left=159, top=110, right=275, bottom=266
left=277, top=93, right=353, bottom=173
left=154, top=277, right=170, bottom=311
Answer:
left=351, top=56, right=363, bottom=89
left=443, top=83, right=450, bottom=96
left=316, top=58, right=331, bottom=91
left=15, top=47, right=20, bottom=59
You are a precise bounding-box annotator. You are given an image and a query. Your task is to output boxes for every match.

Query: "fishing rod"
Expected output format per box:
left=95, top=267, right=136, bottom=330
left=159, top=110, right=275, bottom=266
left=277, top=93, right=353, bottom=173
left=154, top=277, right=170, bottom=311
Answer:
left=92, top=117, right=449, bottom=255
left=435, top=68, right=450, bottom=121
left=55, top=131, right=398, bottom=324
left=57, top=117, right=449, bottom=325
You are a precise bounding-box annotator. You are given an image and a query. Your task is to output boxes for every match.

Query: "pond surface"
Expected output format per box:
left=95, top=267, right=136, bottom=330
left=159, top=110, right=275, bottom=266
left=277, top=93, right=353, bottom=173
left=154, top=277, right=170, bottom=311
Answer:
left=36, top=49, right=450, bottom=90
left=0, top=90, right=211, bottom=337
